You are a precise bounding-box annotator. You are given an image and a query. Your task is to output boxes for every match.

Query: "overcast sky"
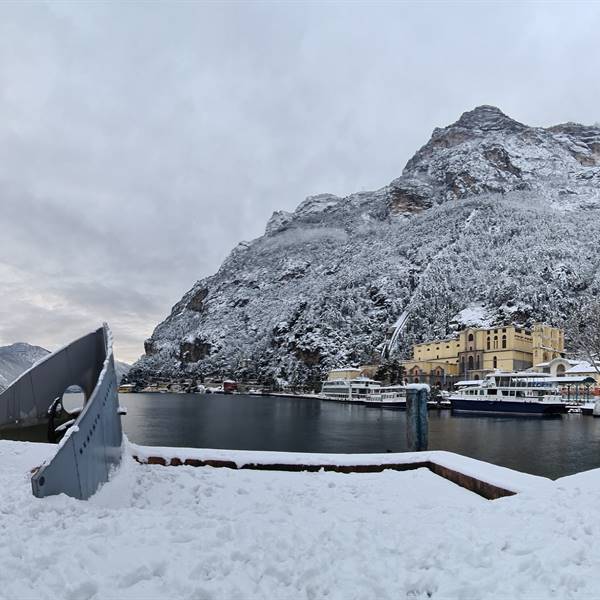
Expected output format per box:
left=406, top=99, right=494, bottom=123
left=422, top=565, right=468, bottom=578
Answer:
left=1, top=1, right=599, bottom=363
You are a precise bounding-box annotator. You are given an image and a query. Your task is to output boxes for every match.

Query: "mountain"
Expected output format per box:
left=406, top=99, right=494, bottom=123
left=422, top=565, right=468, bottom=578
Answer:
left=129, top=106, right=600, bottom=386
left=114, top=360, right=131, bottom=385
left=0, top=343, right=50, bottom=392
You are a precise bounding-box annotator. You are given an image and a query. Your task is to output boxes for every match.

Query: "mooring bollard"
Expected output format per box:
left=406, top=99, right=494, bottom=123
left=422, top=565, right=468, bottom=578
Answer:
left=406, top=384, right=429, bottom=451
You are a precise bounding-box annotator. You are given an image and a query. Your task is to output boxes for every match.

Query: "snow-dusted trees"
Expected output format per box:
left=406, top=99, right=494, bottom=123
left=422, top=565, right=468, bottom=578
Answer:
left=566, top=301, right=600, bottom=374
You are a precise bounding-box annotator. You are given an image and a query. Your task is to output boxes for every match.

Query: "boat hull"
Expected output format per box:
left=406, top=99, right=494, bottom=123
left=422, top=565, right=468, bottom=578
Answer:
left=450, top=398, right=567, bottom=415
left=362, top=400, right=406, bottom=409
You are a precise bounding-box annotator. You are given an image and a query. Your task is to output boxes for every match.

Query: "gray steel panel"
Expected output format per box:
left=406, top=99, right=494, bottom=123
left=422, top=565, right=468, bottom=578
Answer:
left=0, top=323, right=125, bottom=500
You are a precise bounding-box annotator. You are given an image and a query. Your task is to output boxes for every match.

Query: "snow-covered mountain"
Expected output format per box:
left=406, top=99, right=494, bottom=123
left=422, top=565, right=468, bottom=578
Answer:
left=114, top=361, right=131, bottom=386
left=0, top=343, right=50, bottom=392
left=130, top=106, right=600, bottom=386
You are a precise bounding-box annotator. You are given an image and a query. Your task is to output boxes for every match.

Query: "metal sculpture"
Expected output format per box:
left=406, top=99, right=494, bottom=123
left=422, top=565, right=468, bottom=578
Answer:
left=0, top=324, right=123, bottom=500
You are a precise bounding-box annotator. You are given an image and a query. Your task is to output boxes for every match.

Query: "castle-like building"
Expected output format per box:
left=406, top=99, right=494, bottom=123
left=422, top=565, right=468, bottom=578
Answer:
left=401, top=324, right=564, bottom=387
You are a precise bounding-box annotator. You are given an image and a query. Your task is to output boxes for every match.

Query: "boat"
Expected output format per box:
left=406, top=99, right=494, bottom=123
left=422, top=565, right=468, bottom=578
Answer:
left=449, top=372, right=568, bottom=415
left=362, top=385, right=407, bottom=408
left=320, top=377, right=406, bottom=407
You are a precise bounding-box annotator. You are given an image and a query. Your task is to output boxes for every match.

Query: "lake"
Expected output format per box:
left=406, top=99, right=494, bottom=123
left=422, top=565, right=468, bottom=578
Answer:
left=119, top=392, right=600, bottom=479
left=4, top=392, right=600, bottom=479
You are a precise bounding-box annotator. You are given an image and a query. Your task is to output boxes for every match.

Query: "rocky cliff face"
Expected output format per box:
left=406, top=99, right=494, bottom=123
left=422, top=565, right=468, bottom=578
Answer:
left=130, top=106, right=600, bottom=386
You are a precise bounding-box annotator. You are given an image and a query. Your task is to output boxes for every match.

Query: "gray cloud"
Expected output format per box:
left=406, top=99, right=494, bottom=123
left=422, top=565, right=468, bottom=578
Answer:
left=1, top=1, right=599, bottom=362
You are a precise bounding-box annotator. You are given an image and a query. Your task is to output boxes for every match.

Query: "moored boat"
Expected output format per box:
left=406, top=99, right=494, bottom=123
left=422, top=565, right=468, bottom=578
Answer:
left=450, top=372, right=567, bottom=415
left=320, top=377, right=406, bottom=407
left=362, top=385, right=407, bottom=408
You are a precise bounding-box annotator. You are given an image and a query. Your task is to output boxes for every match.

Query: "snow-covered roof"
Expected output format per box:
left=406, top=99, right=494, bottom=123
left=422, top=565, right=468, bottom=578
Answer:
left=565, top=362, right=600, bottom=375
left=535, top=359, right=579, bottom=367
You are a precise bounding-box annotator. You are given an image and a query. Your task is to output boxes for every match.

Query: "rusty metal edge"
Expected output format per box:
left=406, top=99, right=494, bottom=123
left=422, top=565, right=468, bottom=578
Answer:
left=131, top=455, right=516, bottom=500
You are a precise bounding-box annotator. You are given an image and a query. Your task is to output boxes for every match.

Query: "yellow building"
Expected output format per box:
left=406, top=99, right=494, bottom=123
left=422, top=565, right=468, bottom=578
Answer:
left=401, top=323, right=564, bottom=385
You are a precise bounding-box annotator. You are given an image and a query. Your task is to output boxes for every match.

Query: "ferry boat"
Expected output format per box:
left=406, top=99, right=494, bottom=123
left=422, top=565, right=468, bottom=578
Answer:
left=320, top=377, right=406, bottom=408
left=449, top=372, right=568, bottom=415
left=362, top=385, right=407, bottom=408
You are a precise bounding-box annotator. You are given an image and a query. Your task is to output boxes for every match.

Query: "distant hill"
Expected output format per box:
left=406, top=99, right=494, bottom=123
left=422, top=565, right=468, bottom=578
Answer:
left=114, top=360, right=131, bottom=385
left=0, top=343, right=49, bottom=392
left=0, top=342, right=131, bottom=392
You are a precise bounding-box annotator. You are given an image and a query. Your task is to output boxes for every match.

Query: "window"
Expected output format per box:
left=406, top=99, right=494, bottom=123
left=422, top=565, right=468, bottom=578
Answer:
left=493, top=336, right=498, bottom=349
left=468, top=333, right=474, bottom=342
left=502, top=335, right=507, bottom=349
left=487, top=337, right=491, bottom=350
left=493, top=356, right=498, bottom=369
left=468, top=356, right=474, bottom=371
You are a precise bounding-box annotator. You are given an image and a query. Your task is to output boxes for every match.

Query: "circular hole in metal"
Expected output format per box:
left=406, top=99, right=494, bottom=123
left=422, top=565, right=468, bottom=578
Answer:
left=61, top=384, right=86, bottom=414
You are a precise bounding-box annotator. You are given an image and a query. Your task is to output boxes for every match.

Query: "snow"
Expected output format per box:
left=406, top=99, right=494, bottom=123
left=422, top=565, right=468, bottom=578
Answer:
left=453, top=303, right=493, bottom=328
left=130, top=444, right=548, bottom=495
left=406, top=383, right=431, bottom=392
left=566, top=361, right=600, bottom=375
left=6, top=440, right=600, bottom=598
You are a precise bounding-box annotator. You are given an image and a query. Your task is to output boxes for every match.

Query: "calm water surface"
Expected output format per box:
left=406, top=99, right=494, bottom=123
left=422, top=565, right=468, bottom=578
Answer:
left=4, top=392, right=600, bottom=479
left=119, top=392, right=600, bottom=479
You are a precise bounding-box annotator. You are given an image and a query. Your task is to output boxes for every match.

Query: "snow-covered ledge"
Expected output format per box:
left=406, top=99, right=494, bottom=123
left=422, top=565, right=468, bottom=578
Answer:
left=130, top=444, right=551, bottom=499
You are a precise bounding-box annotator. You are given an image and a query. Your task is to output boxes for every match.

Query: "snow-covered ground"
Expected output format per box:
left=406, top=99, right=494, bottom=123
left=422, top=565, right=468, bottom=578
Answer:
left=3, top=440, right=600, bottom=599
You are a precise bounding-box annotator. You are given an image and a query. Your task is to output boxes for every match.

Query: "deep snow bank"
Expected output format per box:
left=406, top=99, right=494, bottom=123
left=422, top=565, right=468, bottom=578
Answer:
left=3, top=440, right=600, bottom=599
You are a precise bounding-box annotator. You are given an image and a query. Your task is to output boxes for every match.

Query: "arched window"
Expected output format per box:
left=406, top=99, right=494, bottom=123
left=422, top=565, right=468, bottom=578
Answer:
left=493, top=356, right=498, bottom=369
left=476, top=355, right=480, bottom=369
left=468, top=333, right=474, bottom=342
left=556, top=364, right=565, bottom=377
left=493, top=336, right=498, bottom=349
left=487, top=337, right=491, bottom=350
left=468, top=356, right=474, bottom=371
left=501, top=335, right=507, bottom=349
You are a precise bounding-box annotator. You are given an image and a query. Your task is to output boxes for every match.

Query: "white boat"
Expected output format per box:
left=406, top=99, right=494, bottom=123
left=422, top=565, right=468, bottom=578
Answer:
left=449, top=372, right=567, bottom=415
left=320, top=377, right=406, bottom=407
